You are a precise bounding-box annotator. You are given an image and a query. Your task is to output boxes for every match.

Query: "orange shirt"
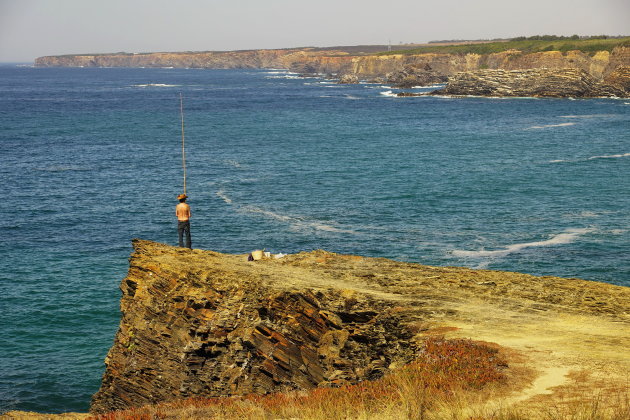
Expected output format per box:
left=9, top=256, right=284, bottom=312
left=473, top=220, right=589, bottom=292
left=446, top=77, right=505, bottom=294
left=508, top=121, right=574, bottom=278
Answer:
left=176, top=202, right=191, bottom=221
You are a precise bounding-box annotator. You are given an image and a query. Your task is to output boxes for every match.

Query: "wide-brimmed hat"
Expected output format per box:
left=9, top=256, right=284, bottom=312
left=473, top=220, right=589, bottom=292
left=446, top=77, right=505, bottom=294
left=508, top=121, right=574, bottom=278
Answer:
left=177, top=193, right=188, bottom=200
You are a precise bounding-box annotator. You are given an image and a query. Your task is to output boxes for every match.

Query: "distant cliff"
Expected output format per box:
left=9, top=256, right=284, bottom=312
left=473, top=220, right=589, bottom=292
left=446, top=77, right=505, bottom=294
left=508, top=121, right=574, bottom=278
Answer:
left=34, top=46, right=630, bottom=98
left=35, top=46, right=630, bottom=81
left=90, top=240, right=630, bottom=414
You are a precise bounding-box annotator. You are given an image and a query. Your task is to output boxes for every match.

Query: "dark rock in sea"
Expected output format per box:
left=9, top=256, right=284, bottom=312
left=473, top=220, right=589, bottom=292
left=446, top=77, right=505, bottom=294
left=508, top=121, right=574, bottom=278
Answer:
left=338, top=74, right=360, bottom=84
left=387, top=65, right=448, bottom=88
left=396, top=92, right=431, bottom=97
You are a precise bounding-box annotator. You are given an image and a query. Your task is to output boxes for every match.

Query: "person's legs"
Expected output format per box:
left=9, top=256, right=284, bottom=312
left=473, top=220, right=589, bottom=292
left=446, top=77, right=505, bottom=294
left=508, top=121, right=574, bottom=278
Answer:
left=178, top=221, right=185, bottom=247
left=184, top=222, right=192, bottom=249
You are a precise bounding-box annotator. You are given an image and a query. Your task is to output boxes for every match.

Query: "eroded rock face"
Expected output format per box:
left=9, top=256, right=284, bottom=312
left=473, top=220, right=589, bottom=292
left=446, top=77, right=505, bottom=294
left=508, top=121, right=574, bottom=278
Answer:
left=338, top=74, right=360, bottom=84
left=90, top=240, right=416, bottom=413
left=387, top=65, right=448, bottom=88
left=35, top=47, right=630, bottom=84
left=91, top=240, right=630, bottom=414
left=438, top=68, right=630, bottom=97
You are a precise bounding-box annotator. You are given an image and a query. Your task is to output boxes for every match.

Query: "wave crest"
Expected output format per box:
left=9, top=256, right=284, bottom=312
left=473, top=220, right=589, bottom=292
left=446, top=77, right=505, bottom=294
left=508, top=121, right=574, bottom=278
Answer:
left=527, top=122, right=575, bottom=129
left=452, top=228, right=594, bottom=260
left=215, top=190, right=355, bottom=234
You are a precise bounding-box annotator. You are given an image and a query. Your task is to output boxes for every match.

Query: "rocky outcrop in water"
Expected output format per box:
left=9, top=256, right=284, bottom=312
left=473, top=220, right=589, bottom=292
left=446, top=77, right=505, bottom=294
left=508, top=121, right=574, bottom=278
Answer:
left=435, top=67, right=630, bottom=97
left=338, top=74, right=359, bottom=84
left=386, top=64, right=448, bottom=88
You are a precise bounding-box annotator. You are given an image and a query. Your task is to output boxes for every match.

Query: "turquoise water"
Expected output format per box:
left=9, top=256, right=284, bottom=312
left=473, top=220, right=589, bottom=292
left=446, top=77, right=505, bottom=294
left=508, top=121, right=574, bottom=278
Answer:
left=0, top=66, right=628, bottom=413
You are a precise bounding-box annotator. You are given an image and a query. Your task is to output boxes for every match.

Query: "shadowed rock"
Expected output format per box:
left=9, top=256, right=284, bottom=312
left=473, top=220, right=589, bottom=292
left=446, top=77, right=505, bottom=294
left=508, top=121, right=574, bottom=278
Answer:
left=90, top=241, right=417, bottom=413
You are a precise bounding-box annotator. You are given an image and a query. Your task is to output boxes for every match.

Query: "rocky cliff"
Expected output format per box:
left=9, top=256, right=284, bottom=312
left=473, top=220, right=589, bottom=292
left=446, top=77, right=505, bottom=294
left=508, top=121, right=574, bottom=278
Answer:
left=35, top=46, right=630, bottom=98
left=90, top=240, right=630, bottom=414
left=435, top=67, right=630, bottom=97
left=35, top=47, right=630, bottom=81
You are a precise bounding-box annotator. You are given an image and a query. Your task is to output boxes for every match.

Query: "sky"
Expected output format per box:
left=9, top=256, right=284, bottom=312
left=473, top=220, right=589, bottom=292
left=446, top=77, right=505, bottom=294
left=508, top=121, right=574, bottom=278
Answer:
left=0, top=0, right=628, bottom=62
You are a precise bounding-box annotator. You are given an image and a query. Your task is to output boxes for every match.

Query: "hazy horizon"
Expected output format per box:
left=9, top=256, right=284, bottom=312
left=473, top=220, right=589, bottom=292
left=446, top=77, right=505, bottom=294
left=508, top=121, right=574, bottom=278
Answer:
left=1, top=0, right=629, bottom=63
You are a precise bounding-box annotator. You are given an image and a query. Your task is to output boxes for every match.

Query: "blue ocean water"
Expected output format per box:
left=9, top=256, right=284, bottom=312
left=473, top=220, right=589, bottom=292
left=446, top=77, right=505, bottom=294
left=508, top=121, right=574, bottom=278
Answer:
left=0, top=65, right=628, bottom=413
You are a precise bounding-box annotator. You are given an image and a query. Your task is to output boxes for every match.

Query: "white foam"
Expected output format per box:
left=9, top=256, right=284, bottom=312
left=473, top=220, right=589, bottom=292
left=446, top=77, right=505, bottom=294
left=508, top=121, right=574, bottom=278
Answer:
left=452, top=228, right=594, bottom=259
left=527, top=122, right=575, bottom=129
left=216, top=189, right=355, bottom=234
left=265, top=75, right=301, bottom=79
left=430, top=95, right=457, bottom=99
left=215, top=190, right=233, bottom=204
left=380, top=90, right=398, bottom=97
left=224, top=159, right=242, bottom=168
left=588, top=152, right=630, bottom=160
left=411, top=84, right=446, bottom=89
left=132, top=83, right=179, bottom=88
left=550, top=152, right=630, bottom=163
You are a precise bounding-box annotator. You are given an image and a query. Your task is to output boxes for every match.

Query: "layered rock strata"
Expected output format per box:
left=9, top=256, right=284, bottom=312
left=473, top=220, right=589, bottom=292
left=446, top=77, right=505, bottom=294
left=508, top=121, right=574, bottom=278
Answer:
left=91, top=240, right=630, bottom=414
left=90, top=240, right=418, bottom=413
left=436, top=67, right=630, bottom=98
left=35, top=47, right=630, bottom=82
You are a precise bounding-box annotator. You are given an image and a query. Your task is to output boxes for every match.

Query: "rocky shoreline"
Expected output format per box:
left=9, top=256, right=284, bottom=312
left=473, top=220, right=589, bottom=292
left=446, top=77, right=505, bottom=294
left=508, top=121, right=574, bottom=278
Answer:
left=34, top=46, right=630, bottom=98
left=401, top=66, right=630, bottom=98
left=3, top=240, right=629, bottom=418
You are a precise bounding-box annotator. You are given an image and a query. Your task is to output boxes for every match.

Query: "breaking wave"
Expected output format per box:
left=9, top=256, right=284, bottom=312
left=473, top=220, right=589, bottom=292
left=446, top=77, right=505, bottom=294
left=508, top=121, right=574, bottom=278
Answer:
left=411, top=84, right=446, bottom=89
left=452, top=228, right=594, bottom=263
left=215, top=189, right=355, bottom=234
left=588, top=152, right=630, bottom=160
left=380, top=90, right=398, bottom=97
left=527, top=122, right=575, bottom=129
left=132, top=83, right=179, bottom=88
left=550, top=152, right=630, bottom=163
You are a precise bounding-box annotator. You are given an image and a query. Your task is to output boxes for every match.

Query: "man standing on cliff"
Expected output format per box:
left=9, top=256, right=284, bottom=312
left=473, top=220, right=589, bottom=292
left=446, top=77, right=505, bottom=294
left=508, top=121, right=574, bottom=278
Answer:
left=176, top=193, right=192, bottom=249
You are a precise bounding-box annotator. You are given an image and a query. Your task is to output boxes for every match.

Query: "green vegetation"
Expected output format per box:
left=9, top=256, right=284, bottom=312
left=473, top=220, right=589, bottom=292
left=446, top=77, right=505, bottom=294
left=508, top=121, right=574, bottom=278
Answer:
left=379, top=36, right=630, bottom=56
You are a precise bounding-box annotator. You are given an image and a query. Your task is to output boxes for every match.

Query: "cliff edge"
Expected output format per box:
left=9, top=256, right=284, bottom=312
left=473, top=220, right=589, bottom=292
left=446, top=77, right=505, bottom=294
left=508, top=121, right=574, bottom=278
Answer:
left=90, top=240, right=630, bottom=414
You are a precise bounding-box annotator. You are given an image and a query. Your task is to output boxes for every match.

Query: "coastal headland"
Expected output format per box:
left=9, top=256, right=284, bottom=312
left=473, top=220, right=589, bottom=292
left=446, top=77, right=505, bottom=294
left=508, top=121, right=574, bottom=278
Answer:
left=4, top=239, right=629, bottom=418
left=96, top=240, right=630, bottom=416
left=34, top=39, right=630, bottom=97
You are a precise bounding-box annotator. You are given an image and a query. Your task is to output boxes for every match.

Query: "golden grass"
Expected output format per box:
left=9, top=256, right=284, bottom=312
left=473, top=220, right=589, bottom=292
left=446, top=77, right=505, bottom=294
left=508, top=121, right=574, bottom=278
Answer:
left=89, top=338, right=629, bottom=420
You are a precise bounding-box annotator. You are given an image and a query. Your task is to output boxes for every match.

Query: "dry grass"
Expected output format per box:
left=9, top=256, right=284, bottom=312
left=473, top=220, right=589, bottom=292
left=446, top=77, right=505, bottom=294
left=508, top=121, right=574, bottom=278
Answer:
left=89, top=338, right=629, bottom=420
left=90, top=338, right=508, bottom=420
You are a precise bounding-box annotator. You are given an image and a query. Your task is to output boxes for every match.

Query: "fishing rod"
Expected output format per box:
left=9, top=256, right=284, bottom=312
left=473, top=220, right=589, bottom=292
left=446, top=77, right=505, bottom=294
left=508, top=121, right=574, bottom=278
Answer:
left=180, top=93, right=187, bottom=195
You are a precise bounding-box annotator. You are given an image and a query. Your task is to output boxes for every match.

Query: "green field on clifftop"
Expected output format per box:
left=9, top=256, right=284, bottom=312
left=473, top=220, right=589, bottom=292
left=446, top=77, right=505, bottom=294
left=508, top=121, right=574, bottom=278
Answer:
left=381, top=36, right=630, bottom=56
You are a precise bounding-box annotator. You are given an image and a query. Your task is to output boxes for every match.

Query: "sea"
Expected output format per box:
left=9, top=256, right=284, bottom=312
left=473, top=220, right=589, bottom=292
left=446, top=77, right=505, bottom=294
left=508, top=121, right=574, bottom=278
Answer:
left=0, top=65, right=628, bottom=414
